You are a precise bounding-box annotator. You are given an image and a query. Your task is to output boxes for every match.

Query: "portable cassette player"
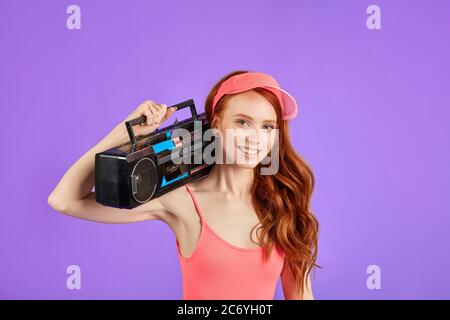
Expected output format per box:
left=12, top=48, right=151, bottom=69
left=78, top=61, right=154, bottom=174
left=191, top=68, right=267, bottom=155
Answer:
left=94, top=99, right=214, bottom=209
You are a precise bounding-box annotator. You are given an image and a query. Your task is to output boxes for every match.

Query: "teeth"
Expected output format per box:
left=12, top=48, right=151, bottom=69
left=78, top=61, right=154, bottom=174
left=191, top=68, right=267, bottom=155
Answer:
left=237, top=145, right=261, bottom=155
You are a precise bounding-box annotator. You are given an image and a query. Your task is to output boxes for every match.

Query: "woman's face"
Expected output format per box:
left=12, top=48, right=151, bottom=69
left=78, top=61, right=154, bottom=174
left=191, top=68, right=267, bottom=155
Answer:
left=212, top=90, right=279, bottom=169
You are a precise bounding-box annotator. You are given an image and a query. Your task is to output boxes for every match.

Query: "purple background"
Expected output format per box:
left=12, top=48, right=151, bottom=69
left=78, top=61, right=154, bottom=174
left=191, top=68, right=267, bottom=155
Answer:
left=1, top=0, right=449, bottom=299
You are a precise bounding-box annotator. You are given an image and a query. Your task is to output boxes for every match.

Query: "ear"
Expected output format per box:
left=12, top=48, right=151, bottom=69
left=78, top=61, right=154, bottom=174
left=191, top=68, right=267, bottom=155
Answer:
left=211, top=116, right=221, bottom=129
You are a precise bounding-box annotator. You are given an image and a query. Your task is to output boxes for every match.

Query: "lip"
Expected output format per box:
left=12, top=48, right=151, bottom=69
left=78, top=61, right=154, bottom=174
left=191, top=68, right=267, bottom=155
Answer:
left=237, top=145, right=261, bottom=156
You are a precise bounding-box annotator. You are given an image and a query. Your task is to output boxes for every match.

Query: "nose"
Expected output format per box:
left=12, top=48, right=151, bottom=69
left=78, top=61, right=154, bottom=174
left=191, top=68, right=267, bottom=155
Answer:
left=245, top=134, right=259, bottom=147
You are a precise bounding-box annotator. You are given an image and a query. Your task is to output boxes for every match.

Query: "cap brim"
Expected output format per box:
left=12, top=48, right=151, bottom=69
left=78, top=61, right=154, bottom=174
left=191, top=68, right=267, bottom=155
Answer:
left=263, top=85, right=298, bottom=120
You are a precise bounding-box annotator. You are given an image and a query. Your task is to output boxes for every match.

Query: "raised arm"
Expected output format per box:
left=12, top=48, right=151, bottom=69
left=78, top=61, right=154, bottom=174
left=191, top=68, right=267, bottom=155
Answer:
left=47, top=100, right=176, bottom=224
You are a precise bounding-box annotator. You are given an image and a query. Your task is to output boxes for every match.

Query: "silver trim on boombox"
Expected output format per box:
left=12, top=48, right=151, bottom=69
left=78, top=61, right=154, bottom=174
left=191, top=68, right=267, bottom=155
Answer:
left=130, top=157, right=157, bottom=204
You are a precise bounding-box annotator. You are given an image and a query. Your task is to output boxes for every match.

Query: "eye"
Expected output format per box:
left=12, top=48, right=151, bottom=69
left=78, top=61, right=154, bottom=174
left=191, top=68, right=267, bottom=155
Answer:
left=236, top=119, right=250, bottom=127
left=263, top=124, right=275, bottom=130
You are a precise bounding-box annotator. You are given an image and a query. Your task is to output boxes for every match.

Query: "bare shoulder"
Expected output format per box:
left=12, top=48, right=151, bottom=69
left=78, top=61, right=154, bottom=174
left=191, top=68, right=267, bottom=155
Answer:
left=154, top=183, right=198, bottom=227
left=157, top=185, right=188, bottom=213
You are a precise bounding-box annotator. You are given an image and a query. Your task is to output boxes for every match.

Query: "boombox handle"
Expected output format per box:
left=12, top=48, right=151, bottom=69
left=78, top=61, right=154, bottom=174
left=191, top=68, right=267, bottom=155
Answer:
left=124, top=99, right=198, bottom=148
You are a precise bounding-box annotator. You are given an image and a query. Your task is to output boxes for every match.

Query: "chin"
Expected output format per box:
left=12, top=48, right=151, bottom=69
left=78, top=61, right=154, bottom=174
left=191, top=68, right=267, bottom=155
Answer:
left=234, top=162, right=259, bottom=169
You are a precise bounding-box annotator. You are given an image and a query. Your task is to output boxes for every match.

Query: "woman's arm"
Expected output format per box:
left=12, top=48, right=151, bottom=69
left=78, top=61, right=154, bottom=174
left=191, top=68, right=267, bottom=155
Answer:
left=281, top=259, right=315, bottom=300
left=47, top=101, right=176, bottom=224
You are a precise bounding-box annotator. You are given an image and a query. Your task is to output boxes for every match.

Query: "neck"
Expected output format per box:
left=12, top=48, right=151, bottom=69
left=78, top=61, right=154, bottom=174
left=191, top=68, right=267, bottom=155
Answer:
left=198, top=164, right=254, bottom=201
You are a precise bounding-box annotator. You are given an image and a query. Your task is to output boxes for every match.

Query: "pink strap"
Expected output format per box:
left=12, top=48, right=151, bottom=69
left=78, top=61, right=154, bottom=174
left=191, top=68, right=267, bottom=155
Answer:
left=185, top=185, right=204, bottom=220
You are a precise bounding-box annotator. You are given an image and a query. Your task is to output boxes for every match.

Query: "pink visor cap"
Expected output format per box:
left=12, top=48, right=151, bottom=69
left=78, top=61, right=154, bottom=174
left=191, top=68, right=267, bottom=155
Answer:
left=211, top=72, right=298, bottom=120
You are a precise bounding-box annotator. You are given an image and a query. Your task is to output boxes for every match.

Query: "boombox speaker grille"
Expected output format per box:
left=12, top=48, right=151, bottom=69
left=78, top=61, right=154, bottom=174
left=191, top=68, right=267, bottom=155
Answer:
left=130, top=157, right=158, bottom=203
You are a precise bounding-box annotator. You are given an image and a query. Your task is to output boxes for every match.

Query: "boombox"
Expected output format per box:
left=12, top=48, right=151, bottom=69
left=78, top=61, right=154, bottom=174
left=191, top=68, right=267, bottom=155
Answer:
left=95, top=99, right=215, bottom=209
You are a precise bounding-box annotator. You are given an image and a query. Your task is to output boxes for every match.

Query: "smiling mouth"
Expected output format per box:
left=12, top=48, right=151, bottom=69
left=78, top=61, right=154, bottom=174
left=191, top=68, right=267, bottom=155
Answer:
left=237, top=145, right=262, bottom=156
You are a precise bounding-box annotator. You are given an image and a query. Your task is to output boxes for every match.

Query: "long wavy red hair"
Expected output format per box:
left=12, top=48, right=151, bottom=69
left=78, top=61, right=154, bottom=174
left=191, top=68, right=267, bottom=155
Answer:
left=204, top=70, right=320, bottom=298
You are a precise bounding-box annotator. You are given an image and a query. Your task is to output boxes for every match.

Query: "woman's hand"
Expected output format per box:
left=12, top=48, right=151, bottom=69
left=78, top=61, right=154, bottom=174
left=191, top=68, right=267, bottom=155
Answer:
left=123, top=100, right=177, bottom=137
left=105, top=100, right=177, bottom=147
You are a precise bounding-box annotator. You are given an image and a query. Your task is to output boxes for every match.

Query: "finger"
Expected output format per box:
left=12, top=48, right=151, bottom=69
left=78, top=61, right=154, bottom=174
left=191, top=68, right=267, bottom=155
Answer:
left=149, top=103, right=164, bottom=124
left=155, top=104, right=167, bottom=123
left=144, top=103, right=155, bottom=126
left=159, top=104, right=168, bottom=121
left=161, top=106, right=177, bottom=122
left=124, top=100, right=155, bottom=123
left=154, top=103, right=167, bottom=123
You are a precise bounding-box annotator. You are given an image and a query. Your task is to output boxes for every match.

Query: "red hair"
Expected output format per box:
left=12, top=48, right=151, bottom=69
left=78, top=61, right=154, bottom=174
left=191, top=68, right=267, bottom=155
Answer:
left=204, top=70, right=320, bottom=298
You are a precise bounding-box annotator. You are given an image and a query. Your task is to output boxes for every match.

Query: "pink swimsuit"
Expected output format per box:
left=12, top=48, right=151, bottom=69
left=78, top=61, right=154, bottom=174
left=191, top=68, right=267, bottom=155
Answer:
left=176, top=185, right=285, bottom=300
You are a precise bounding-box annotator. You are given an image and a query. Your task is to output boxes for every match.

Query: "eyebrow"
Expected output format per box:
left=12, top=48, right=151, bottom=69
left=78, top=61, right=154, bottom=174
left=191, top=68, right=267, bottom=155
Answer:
left=233, top=113, right=277, bottom=123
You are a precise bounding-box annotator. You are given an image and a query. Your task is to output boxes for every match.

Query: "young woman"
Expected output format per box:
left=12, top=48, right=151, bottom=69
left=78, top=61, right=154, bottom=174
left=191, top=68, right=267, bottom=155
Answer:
left=48, top=70, right=319, bottom=300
